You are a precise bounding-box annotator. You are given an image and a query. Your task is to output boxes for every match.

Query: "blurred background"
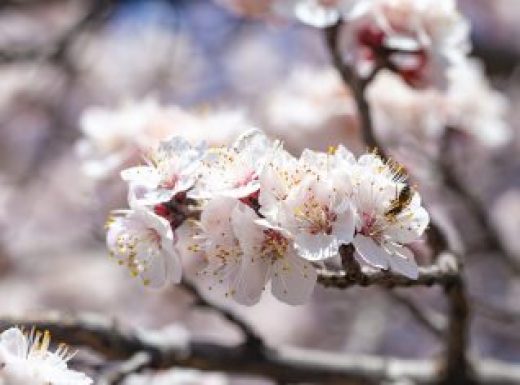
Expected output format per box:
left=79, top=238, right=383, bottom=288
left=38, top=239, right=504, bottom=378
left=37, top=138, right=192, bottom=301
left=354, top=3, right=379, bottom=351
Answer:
left=1, top=0, right=520, bottom=383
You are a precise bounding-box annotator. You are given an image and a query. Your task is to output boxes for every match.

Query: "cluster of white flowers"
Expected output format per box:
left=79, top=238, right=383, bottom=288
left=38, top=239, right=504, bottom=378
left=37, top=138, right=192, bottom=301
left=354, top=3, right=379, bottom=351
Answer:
left=106, top=130, right=429, bottom=305
left=0, top=327, right=92, bottom=385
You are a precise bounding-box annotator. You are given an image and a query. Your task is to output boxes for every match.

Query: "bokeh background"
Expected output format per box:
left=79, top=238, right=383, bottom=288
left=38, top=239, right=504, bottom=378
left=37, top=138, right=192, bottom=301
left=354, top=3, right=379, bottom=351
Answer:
left=1, top=0, right=520, bottom=383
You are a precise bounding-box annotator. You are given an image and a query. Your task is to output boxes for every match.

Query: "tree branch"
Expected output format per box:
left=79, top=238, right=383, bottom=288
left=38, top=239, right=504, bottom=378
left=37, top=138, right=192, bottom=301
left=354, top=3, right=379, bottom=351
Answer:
left=1, top=313, right=519, bottom=384
left=318, top=252, right=460, bottom=289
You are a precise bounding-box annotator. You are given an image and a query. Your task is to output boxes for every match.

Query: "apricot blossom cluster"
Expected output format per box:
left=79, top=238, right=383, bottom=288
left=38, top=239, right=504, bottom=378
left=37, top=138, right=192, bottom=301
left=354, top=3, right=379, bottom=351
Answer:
left=106, top=130, right=429, bottom=305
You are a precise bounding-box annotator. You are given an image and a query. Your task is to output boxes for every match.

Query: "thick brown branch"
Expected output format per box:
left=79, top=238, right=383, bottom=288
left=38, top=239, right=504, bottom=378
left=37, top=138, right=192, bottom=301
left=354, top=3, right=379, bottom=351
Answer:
left=0, top=313, right=519, bottom=385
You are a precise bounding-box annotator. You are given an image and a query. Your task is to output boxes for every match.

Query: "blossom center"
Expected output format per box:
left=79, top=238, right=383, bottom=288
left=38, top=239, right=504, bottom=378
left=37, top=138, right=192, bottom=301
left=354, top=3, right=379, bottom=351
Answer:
left=294, top=196, right=337, bottom=235
left=261, top=229, right=289, bottom=262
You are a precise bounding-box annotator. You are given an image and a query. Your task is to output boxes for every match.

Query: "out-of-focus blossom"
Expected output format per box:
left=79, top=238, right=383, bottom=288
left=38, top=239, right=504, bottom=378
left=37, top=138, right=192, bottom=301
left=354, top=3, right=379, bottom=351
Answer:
left=367, top=69, right=446, bottom=142
left=72, top=4, right=205, bottom=99
left=340, top=0, right=470, bottom=88
left=367, top=59, right=511, bottom=147
left=215, top=0, right=359, bottom=27
left=274, top=0, right=359, bottom=27
left=261, top=66, right=359, bottom=153
left=106, top=207, right=182, bottom=287
left=0, top=327, right=92, bottom=385
left=445, top=60, right=511, bottom=146
left=77, top=98, right=252, bottom=179
left=349, top=155, right=429, bottom=278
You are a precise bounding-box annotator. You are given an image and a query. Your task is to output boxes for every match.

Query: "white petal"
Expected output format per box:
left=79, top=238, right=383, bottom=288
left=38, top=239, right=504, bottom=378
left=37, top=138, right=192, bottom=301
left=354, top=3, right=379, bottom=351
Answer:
left=294, top=233, right=339, bottom=261
left=233, top=257, right=270, bottom=306
left=0, top=328, right=27, bottom=358
left=385, top=243, right=419, bottom=279
left=271, top=250, right=317, bottom=305
left=121, top=166, right=159, bottom=186
left=352, top=234, right=389, bottom=269
left=332, top=206, right=355, bottom=245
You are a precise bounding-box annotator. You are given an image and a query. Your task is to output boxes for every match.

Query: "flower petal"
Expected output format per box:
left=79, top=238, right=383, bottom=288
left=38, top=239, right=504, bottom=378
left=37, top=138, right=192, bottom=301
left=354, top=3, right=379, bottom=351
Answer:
left=352, top=234, right=389, bottom=269
left=271, top=250, right=317, bottom=305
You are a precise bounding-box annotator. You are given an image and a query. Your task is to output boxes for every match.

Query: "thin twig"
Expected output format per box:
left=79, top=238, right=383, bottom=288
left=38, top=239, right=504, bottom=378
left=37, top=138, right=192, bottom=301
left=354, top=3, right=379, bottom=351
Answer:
left=439, top=129, right=520, bottom=273
left=180, top=279, right=264, bottom=349
left=386, top=292, right=446, bottom=338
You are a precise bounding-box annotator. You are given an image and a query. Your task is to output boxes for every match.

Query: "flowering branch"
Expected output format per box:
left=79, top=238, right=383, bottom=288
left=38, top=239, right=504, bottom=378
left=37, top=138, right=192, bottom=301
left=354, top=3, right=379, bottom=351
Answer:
left=322, top=19, right=475, bottom=385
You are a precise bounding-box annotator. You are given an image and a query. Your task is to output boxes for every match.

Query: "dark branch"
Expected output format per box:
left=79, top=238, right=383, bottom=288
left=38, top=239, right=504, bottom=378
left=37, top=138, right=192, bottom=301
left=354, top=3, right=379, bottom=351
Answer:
left=318, top=252, right=460, bottom=289
left=0, top=313, right=519, bottom=385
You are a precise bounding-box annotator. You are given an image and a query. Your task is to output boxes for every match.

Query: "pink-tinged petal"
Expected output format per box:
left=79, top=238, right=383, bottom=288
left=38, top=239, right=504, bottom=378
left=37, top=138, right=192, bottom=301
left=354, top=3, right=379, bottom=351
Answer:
left=384, top=243, right=419, bottom=280
left=294, top=233, right=339, bottom=261
left=352, top=234, right=389, bottom=269
left=271, top=250, right=317, bottom=305
left=200, top=196, right=238, bottom=241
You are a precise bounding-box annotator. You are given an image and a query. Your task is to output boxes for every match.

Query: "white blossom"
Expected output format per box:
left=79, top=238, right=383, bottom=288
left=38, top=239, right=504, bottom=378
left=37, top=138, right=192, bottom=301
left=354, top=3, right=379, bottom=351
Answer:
left=341, top=0, right=470, bottom=87
left=121, top=136, right=206, bottom=206
left=0, top=327, right=92, bottom=385
left=349, top=154, right=429, bottom=278
left=445, top=59, right=511, bottom=147
left=231, top=203, right=317, bottom=305
left=182, top=196, right=252, bottom=303
left=106, top=207, right=182, bottom=287
left=191, top=130, right=275, bottom=199
left=276, top=173, right=355, bottom=262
